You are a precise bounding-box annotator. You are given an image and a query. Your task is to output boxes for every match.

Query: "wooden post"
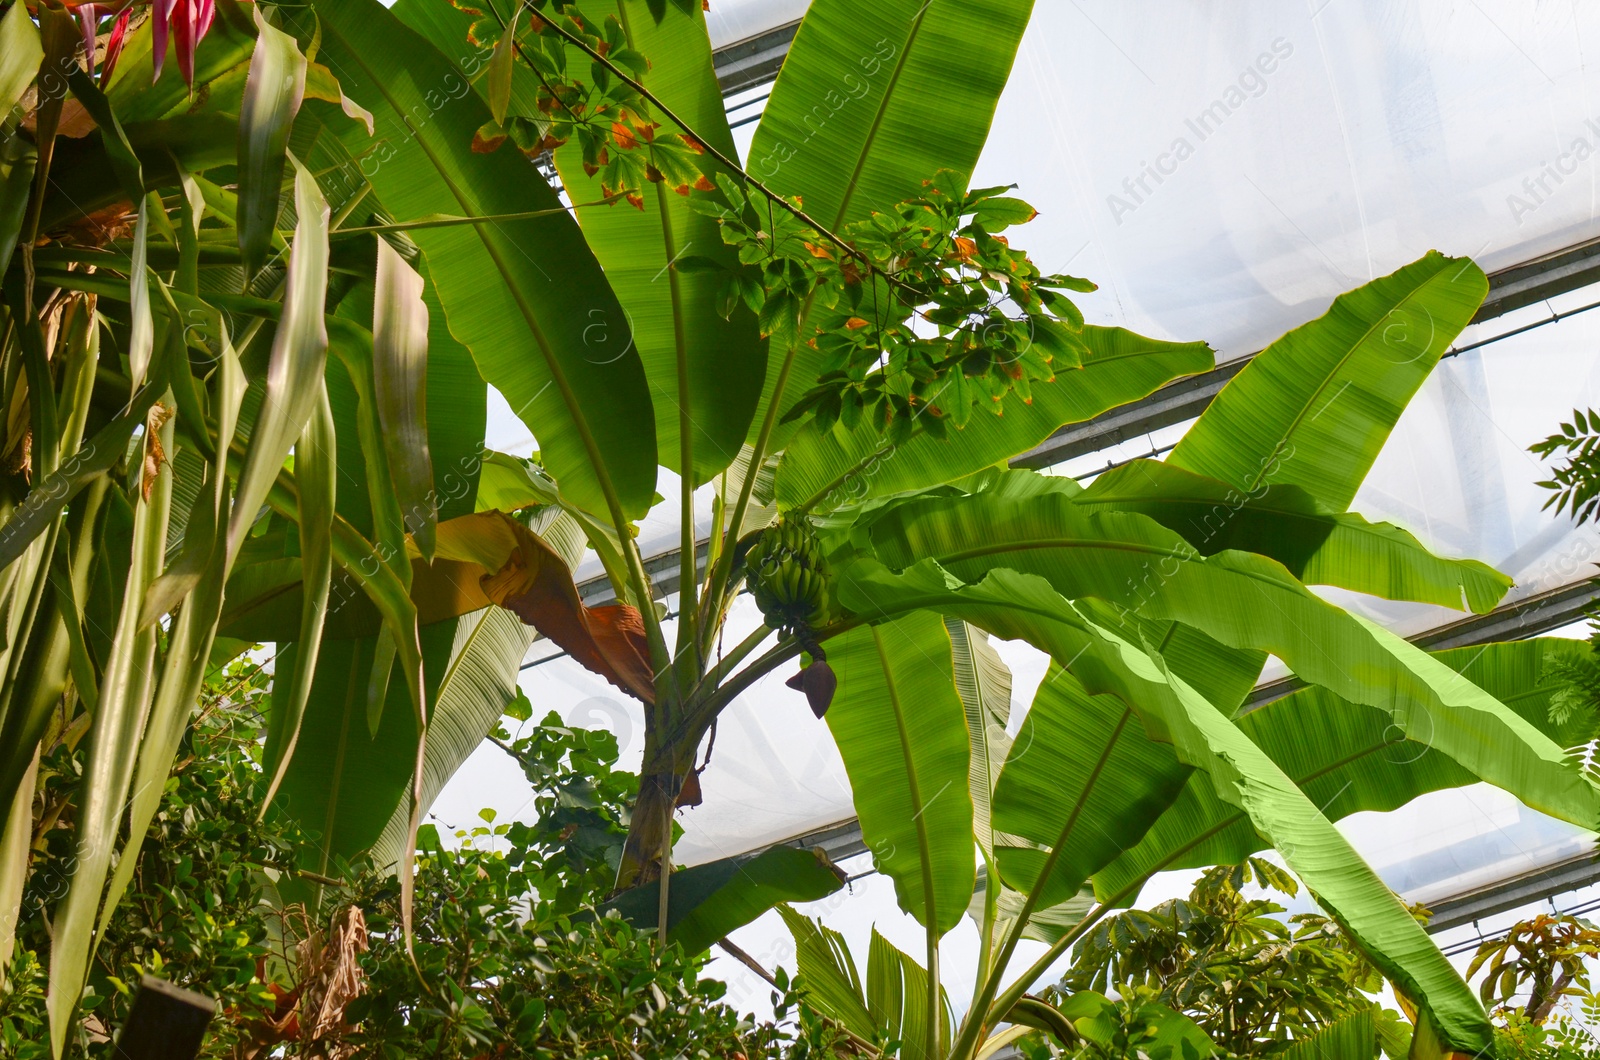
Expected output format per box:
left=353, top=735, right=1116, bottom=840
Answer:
left=111, top=976, right=216, bottom=1060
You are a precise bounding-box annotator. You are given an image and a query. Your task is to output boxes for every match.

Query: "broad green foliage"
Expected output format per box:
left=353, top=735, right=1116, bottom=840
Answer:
left=317, top=0, right=660, bottom=522
left=1074, top=459, right=1511, bottom=613
left=776, top=328, right=1214, bottom=512
left=1096, top=638, right=1590, bottom=898
left=991, top=665, right=1190, bottom=910
left=550, top=0, right=766, bottom=485
left=0, top=0, right=1568, bottom=1055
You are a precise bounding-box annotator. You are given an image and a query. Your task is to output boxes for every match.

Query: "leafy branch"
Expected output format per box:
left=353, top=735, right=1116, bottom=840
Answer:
left=1532, top=408, right=1600, bottom=525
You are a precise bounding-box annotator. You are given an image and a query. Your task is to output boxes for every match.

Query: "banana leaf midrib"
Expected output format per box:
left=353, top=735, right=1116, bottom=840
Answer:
left=826, top=3, right=931, bottom=230
left=872, top=625, right=942, bottom=932
left=1003, top=703, right=1137, bottom=897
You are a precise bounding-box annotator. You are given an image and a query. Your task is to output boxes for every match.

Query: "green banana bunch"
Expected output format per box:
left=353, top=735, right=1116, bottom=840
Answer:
left=745, top=519, right=832, bottom=632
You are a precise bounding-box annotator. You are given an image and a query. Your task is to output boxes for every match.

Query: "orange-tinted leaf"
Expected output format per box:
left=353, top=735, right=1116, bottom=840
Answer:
left=612, top=121, right=637, bottom=150
left=952, top=236, right=978, bottom=261
left=424, top=511, right=656, bottom=703
left=845, top=317, right=870, bottom=330
left=141, top=403, right=173, bottom=500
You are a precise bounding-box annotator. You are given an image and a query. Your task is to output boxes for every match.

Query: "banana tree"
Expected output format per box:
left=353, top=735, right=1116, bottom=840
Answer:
left=1, top=1, right=1589, bottom=1059
left=405, top=1, right=1586, bottom=1049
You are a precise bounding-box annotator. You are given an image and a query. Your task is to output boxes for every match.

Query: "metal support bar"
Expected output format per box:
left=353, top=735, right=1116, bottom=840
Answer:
left=788, top=816, right=871, bottom=863
left=714, top=20, right=801, bottom=94
left=1473, top=236, right=1600, bottom=323
left=1427, top=851, right=1600, bottom=936
left=575, top=539, right=710, bottom=607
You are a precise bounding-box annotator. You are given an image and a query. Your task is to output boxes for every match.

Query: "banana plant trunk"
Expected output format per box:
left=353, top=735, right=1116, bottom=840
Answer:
left=616, top=703, right=707, bottom=890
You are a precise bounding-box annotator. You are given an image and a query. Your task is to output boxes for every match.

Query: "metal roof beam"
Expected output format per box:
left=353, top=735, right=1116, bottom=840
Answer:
left=714, top=20, right=801, bottom=94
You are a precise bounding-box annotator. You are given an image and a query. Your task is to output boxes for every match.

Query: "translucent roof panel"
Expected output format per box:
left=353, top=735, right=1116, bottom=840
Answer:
left=704, top=0, right=807, bottom=49
left=969, top=1, right=1600, bottom=359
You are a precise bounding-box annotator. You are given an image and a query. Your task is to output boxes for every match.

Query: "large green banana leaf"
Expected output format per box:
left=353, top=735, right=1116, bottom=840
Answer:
left=1167, top=252, right=1488, bottom=512
left=371, top=606, right=534, bottom=869
left=605, top=846, right=845, bottom=956
left=1094, top=637, right=1592, bottom=901
left=265, top=622, right=457, bottom=885
left=948, top=620, right=1109, bottom=958
left=947, top=618, right=1012, bottom=862
left=825, top=614, right=975, bottom=934
left=745, top=0, right=1034, bottom=450
left=831, top=561, right=1188, bottom=904
left=990, top=664, right=1192, bottom=910
left=863, top=485, right=1600, bottom=829
left=831, top=561, right=1495, bottom=1054
left=1074, top=599, right=1265, bottom=717
left=290, top=102, right=486, bottom=538
left=776, top=904, right=876, bottom=1039
left=556, top=0, right=764, bottom=484
left=836, top=561, right=1596, bottom=902
left=775, top=327, right=1214, bottom=512
left=1073, top=461, right=1510, bottom=614
left=315, top=0, right=658, bottom=521
left=752, top=0, right=1032, bottom=232
left=1117, top=629, right=1493, bottom=1054
left=391, top=0, right=766, bottom=485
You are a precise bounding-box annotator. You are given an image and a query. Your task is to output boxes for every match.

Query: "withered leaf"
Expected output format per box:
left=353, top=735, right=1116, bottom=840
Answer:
left=425, top=511, right=656, bottom=704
